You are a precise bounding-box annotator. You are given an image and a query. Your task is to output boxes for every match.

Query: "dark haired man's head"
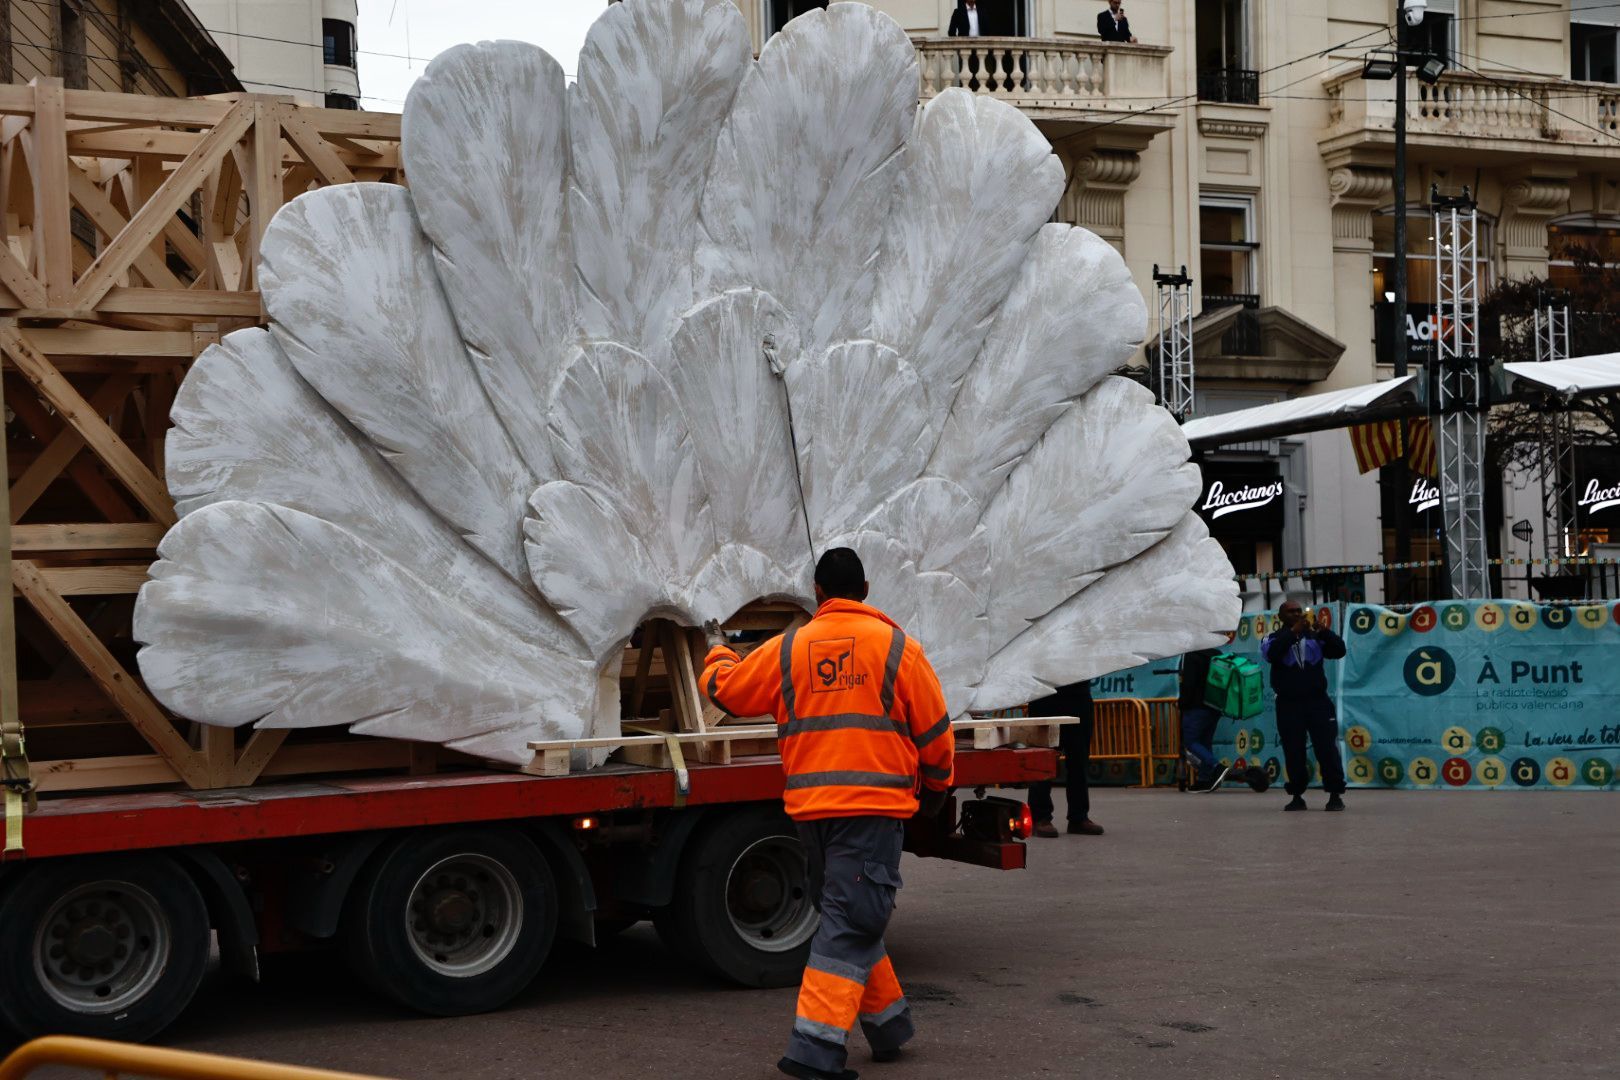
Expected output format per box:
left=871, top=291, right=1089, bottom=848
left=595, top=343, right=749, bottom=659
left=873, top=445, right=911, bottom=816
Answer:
left=814, top=548, right=869, bottom=604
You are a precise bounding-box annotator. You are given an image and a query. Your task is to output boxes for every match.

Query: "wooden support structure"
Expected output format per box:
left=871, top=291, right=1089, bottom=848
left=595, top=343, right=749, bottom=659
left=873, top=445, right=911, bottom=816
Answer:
left=1, top=87, right=404, bottom=793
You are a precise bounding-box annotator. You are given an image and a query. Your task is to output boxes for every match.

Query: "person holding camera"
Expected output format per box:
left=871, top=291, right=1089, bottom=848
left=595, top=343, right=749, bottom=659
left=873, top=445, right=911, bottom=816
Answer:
left=1097, top=0, right=1137, bottom=43
left=1261, top=601, right=1347, bottom=811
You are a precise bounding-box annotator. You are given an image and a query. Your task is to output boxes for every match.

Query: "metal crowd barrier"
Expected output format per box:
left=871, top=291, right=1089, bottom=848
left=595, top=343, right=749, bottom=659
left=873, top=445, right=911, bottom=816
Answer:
left=1091, top=697, right=1185, bottom=788
left=0, top=1037, right=389, bottom=1080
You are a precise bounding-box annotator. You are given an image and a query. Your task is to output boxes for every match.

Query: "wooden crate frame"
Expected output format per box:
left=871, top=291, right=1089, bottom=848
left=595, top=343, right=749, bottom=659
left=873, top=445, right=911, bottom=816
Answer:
left=0, top=79, right=403, bottom=793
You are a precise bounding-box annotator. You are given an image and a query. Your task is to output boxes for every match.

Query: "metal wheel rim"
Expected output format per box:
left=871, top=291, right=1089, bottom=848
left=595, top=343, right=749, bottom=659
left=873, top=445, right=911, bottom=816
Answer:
left=33, top=881, right=171, bottom=1014
left=725, top=834, right=819, bottom=954
left=404, top=853, right=524, bottom=978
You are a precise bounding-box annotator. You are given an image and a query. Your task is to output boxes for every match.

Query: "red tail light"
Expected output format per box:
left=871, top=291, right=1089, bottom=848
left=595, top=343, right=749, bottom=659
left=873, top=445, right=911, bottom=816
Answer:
left=1015, top=804, right=1034, bottom=840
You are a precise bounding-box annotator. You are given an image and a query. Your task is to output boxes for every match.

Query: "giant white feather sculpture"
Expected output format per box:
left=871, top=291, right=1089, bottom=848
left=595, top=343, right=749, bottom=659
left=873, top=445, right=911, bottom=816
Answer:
left=133, top=0, right=1240, bottom=766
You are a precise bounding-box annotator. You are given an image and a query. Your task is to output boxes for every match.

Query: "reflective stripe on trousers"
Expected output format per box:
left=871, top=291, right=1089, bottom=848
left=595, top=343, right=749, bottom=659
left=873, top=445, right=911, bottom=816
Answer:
left=786, top=816, right=915, bottom=1074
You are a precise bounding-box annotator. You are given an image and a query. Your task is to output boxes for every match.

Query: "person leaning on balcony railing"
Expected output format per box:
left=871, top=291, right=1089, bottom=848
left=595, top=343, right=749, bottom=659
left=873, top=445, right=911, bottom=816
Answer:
left=948, top=0, right=982, bottom=37
left=1097, top=0, right=1138, bottom=43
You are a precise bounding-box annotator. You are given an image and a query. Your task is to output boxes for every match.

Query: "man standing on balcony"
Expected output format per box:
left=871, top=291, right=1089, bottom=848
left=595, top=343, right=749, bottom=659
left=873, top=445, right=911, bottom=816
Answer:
left=1097, top=0, right=1138, bottom=43
left=949, top=0, right=982, bottom=37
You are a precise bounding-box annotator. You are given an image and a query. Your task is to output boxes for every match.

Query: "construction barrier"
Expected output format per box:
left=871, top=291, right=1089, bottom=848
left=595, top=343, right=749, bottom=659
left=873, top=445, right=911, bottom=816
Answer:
left=0, top=1037, right=388, bottom=1080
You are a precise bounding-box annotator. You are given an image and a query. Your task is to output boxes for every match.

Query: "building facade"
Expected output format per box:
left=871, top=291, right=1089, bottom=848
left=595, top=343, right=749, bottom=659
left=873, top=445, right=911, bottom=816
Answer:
left=1, top=0, right=238, bottom=95
left=734, top=0, right=1620, bottom=600
left=185, top=0, right=358, bottom=107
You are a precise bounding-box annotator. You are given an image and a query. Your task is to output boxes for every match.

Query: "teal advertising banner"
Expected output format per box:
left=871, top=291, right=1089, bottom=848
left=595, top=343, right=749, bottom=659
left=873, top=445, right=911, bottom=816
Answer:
left=1338, top=600, right=1620, bottom=790
left=1091, top=661, right=1179, bottom=701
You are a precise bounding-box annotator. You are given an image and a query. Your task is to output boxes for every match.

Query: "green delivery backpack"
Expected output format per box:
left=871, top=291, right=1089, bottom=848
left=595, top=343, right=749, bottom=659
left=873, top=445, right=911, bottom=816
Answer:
left=1204, top=653, right=1265, bottom=720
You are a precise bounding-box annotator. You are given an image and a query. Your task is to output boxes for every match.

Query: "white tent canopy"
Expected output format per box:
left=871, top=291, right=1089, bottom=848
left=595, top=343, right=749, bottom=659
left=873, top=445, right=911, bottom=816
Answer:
left=1181, top=375, right=1418, bottom=448
left=1503, top=353, right=1620, bottom=396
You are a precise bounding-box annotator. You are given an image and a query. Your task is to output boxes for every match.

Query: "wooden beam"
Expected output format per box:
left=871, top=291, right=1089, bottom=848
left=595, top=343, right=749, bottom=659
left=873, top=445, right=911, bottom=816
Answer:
left=66, top=164, right=183, bottom=291
left=9, top=374, right=138, bottom=520
left=10, top=523, right=165, bottom=552
left=24, top=327, right=197, bottom=357
left=28, top=79, right=71, bottom=306
left=201, top=724, right=235, bottom=787
left=93, top=287, right=261, bottom=317
left=11, top=560, right=204, bottom=787
left=32, top=753, right=183, bottom=793
left=1, top=323, right=176, bottom=525
left=279, top=107, right=355, bottom=187
left=5, top=378, right=136, bottom=522
left=245, top=101, right=283, bottom=291
left=70, top=101, right=255, bottom=311
left=31, top=565, right=150, bottom=595
left=230, top=728, right=289, bottom=786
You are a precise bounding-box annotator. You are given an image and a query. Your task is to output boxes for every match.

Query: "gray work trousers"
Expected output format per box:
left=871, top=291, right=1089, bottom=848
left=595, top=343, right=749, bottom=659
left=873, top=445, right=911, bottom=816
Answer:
left=785, top=815, right=915, bottom=1074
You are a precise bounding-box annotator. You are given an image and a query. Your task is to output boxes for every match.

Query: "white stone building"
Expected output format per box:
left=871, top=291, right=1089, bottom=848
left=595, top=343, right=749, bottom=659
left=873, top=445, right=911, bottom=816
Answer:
left=185, top=0, right=360, bottom=107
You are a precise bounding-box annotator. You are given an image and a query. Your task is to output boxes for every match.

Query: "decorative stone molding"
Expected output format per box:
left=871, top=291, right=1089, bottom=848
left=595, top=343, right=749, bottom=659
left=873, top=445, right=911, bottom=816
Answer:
left=1327, top=165, right=1392, bottom=251
left=1500, top=173, right=1573, bottom=271
left=1058, top=147, right=1142, bottom=248
left=1198, top=118, right=1267, bottom=140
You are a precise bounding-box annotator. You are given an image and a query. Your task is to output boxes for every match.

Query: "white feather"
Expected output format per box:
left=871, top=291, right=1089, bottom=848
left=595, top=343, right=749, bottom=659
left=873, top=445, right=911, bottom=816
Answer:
left=259, top=184, right=536, bottom=586
left=571, top=0, right=750, bottom=356
left=402, top=41, right=573, bottom=475
left=697, top=2, right=917, bottom=355
left=971, top=514, right=1242, bottom=709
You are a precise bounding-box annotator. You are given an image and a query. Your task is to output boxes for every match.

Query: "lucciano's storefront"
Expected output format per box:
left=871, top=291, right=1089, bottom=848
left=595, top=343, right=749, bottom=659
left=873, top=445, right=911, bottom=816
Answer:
left=1192, top=460, right=1290, bottom=577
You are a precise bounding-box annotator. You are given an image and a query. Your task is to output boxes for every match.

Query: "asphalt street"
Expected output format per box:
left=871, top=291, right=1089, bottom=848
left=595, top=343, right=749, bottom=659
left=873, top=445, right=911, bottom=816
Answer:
left=150, top=789, right=1617, bottom=1079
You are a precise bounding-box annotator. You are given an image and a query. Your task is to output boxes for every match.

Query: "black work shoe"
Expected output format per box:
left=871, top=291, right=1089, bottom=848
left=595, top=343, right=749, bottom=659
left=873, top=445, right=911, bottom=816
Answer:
left=778, top=1057, right=858, bottom=1080
left=1283, top=796, right=1307, bottom=811
left=872, top=1047, right=903, bottom=1063
left=1325, top=794, right=1346, bottom=811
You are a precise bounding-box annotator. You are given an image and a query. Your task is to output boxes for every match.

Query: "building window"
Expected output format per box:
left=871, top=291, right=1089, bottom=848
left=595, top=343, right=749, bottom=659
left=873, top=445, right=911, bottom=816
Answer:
left=1371, top=204, right=1493, bottom=365
left=767, top=0, right=826, bottom=35
left=1572, top=1, right=1620, bottom=83
left=323, top=19, right=356, bottom=67
left=58, top=0, right=87, bottom=89
left=1547, top=216, right=1620, bottom=289
left=1200, top=196, right=1259, bottom=303
left=324, top=92, right=359, bottom=110
left=1407, top=0, right=1456, bottom=66
left=1195, top=0, right=1256, bottom=104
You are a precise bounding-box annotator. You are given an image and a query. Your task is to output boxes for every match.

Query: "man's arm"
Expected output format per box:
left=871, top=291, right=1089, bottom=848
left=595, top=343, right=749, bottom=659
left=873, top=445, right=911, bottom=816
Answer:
left=1262, top=627, right=1297, bottom=664
left=1317, top=628, right=1348, bottom=660
left=898, top=642, right=955, bottom=790
left=948, top=10, right=963, bottom=36
left=1096, top=10, right=1111, bottom=37
left=700, top=635, right=785, bottom=720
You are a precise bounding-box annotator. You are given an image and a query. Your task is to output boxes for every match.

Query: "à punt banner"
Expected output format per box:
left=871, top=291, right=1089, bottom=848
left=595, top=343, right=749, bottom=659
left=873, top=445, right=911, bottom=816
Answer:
left=1335, top=600, right=1620, bottom=790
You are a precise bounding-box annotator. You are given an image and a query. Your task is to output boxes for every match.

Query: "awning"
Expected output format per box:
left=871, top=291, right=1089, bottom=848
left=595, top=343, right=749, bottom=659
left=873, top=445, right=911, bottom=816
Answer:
left=1502, top=353, right=1620, bottom=396
left=1182, top=375, right=1420, bottom=448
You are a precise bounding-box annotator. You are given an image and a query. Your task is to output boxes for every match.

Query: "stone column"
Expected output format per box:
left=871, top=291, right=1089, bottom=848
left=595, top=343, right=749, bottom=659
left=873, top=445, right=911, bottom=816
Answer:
left=1327, top=164, right=1391, bottom=382
left=1054, top=145, right=1143, bottom=253
left=1499, top=170, right=1574, bottom=280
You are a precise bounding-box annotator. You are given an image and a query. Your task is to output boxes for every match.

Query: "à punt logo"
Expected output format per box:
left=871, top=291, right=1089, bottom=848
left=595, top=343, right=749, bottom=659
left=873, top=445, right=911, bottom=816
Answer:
left=1201, top=479, right=1284, bottom=518
left=1578, top=478, right=1620, bottom=514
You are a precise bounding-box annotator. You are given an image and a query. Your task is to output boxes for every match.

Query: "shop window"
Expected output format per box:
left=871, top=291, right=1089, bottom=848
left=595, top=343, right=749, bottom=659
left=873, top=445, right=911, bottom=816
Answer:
left=323, top=19, right=356, bottom=68
left=1572, top=0, right=1620, bottom=83
left=1371, top=204, right=1493, bottom=366
left=1199, top=196, right=1259, bottom=305
left=1195, top=0, right=1256, bottom=103
left=1548, top=217, right=1620, bottom=290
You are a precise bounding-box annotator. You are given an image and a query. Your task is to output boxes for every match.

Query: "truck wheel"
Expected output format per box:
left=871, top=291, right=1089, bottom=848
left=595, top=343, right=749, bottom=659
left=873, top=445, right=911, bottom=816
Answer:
left=343, top=827, right=556, bottom=1016
left=657, top=805, right=819, bottom=988
left=0, top=853, right=209, bottom=1042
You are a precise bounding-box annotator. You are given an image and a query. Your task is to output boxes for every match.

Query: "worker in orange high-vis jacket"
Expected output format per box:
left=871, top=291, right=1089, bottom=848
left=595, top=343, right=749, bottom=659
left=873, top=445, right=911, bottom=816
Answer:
left=701, top=547, right=954, bottom=1080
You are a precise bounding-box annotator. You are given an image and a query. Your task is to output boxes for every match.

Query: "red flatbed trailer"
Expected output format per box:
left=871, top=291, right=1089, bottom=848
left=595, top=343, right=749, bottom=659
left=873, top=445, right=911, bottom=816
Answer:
left=0, top=746, right=1055, bottom=1043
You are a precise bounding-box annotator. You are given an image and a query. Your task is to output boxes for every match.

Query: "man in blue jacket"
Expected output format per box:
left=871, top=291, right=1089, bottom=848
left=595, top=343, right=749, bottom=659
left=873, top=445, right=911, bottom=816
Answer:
left=1262, top=601, right=1347, bottom=811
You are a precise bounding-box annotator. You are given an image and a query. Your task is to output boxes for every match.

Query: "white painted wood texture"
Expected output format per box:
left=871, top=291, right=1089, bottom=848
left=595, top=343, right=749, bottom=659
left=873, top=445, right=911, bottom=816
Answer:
left=134, top=0, right=1240, bottom=767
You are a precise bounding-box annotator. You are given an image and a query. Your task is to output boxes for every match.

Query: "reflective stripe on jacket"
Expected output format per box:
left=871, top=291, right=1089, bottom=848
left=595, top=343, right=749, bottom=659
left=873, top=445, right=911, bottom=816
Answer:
left=700, top=598, right=955, bottom=821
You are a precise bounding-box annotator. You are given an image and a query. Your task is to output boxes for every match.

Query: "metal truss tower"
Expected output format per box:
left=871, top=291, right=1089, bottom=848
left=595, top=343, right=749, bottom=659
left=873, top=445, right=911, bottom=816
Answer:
left=1431, top=186, right=1489, bottom=599
left=1152, top=265, right=1195, bottom=423
left=1534, top=301, right=1577, bottom=559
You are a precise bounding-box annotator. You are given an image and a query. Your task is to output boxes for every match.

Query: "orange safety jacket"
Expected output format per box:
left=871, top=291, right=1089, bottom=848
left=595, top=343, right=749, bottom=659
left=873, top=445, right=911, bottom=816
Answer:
left=700, top=598, right=955, bottom=821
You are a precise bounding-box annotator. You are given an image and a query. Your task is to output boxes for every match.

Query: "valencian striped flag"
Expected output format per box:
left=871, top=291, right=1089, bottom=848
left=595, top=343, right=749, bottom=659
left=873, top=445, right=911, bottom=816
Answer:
left=1348, top=418, right=1436, bottom=477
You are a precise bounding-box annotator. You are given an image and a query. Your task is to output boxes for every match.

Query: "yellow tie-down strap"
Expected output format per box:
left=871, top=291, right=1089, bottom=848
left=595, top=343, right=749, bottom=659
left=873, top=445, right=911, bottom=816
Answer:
left=622, top=725, right=691, bottom=809
left=1, top=729, right=33, bottom=855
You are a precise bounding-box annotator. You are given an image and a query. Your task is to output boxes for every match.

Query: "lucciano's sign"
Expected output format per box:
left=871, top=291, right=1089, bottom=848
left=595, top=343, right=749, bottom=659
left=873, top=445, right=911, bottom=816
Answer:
left=1196, top=468, right=1286, bottom=538
left=1410, top=477, right=1439, bottom=514
left=1578, top=478, right=1620, bottom=516
left=1202, top=479, right=1285, bottom=519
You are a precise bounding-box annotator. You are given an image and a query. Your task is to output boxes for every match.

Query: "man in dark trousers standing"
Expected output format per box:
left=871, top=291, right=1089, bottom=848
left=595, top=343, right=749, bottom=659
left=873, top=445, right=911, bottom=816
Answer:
left=1262, top=601, right=1347, bottom=811
left=1026, top=681, right=1103, bottom=837
left=1097, top=0, right=1137, bottom=42
left=1179, top=646, right=1227, bottom=791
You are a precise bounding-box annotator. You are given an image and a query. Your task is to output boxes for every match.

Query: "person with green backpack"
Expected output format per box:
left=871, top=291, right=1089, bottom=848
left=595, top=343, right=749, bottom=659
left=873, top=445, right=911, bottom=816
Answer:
left=1179, top=647, right=1227, bottom=791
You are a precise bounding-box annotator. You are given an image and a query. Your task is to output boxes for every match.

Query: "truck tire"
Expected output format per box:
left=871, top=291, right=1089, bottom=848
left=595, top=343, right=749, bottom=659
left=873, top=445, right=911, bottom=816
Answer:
left=0, top=853, right=209, bottom=1042
left=656, top=805, right=819, bottom=988
left=343, top=826, right=557, bottom=1016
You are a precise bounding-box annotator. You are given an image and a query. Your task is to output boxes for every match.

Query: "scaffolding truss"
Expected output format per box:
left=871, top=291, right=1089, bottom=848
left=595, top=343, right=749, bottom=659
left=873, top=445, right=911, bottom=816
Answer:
left=1534, top=302, right=1578, bottom=559
left=1431, top=187, right=1489, bottom=599
left=1152, top=265, right=1195, bottom=423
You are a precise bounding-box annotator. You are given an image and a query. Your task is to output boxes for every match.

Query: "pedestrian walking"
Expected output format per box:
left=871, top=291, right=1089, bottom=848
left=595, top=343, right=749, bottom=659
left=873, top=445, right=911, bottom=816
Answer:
left=1261, top=602, right=1347, bottom=811
left=1026, top=681, right=1103, bottom=836
left=701, top=547, right=954, bottom=1080
left=1179, top=647, right=1227, bottom=790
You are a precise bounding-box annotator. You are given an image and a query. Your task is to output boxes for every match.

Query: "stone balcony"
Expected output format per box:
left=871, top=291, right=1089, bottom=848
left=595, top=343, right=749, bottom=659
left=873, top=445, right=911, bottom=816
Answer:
left=1320, top=68, right=1620, bottom=166
left=910, top=36, right=1173, bottom=142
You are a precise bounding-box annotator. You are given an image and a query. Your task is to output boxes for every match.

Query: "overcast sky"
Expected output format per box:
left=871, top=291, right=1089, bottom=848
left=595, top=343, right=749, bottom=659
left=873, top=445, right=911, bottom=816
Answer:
left=354, top=1, right=602, bottom=111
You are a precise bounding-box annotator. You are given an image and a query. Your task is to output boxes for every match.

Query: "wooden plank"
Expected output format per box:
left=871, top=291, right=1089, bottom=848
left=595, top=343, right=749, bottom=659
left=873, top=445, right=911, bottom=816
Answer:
left=59, top=88, right=234, bottom=126
left=67, top=127, right=400, bottom=171
left=201, top=724, right=235, bottom=787
left=5, top=377, right=136, bottom=522
left=32, top=565, right=149, bottom=595
left=11, top=523, right=166, bottom=552
left=279, top=107, right=355, bottom=186
left=2, top=323, right=177, bottom=525
left=94, top=287, right=261, bottom=317
left=11, top=560, right=204, bottom=787
left=229, top=728, right=288, bottom=786
left=66, top=164, right=183, bottom=290
left=628, top=635, right=656, bottom=718
left=70, top=100, right=255, bottom=310
left=245, top=101, right=284, bottom=291
left=24, top=327, right=197, bottom=357
left=32, top=753, right=183, bottom=793
left=9, top=374, right=138, bottom=519
left=29, top=79, right=71, bottom=305
left=0, top=243, right=45, bottom=309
